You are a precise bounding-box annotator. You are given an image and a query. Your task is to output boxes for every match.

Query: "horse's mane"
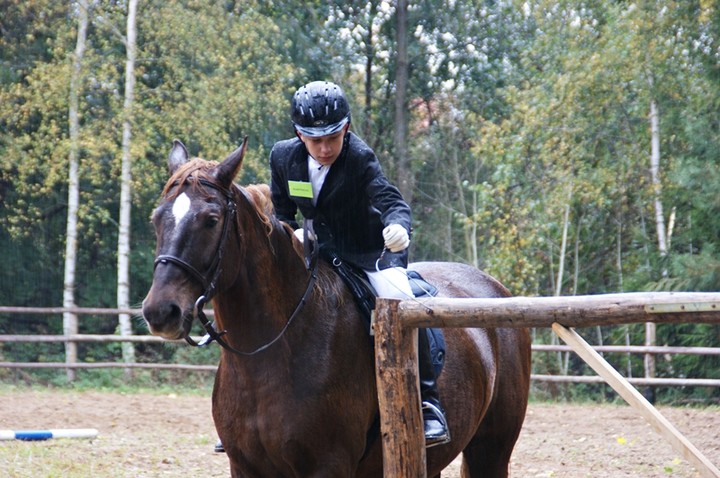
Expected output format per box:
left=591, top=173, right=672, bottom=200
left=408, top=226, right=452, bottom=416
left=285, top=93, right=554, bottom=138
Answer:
left=245, top=183, right=346, bottom=308
left=162, top=158, right=274, bottom=233
left=245, top=184, right=272, bottom=212
left=244, top=184, right=274, bottom=234
left=162, top=158, right=217, bottom=199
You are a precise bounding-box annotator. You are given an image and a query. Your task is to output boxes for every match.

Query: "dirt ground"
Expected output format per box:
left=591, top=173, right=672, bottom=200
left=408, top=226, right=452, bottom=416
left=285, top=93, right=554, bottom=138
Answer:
left=0, top=389, right=718, bottom=477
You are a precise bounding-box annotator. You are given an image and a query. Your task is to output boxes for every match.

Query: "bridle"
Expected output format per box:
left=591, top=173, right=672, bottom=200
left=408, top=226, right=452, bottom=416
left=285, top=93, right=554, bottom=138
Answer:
left=153, top=177, right=318, bottom=356
left=153, top=178, right=236, bottom=348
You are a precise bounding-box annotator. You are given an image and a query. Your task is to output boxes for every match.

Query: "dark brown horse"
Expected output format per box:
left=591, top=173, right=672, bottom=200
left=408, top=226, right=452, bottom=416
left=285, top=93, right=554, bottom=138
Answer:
left=142, top=139, right=531, bottom=477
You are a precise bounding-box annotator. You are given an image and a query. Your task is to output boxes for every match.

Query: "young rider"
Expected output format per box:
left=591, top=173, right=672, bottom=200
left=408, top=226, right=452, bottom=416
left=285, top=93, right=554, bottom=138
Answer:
left=268, top=80, right=450, bottom=447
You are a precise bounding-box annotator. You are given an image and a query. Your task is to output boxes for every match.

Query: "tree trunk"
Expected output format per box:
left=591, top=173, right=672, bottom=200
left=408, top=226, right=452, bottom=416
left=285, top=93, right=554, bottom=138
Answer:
left=646, top=96, right=665, bottom=402
left=63, top=0, right=89, bottom=382
left=448, top=135, right=472, bottom=265
left=555, top=184, right=573, bottom=381
left=117, top=0, right=138, bottom=372
left=616, top=205, right=624, bottom=291
left=649, top=98, right=668, bottom=265
left=362, top=2, right=377, bottom=141
left=573, top=214, right=581, bottom=295
left=393, top=0, right=413, bottom=203
left=555, top=199, right=571, bottom=297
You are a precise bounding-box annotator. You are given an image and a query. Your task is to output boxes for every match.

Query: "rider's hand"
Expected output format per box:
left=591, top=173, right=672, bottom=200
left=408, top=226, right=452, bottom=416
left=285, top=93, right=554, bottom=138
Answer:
left=293, top=228, right=305, bottom=243
left=293, top=228, right=315, bottom=243
left=383, top=224, right=410, bottom=252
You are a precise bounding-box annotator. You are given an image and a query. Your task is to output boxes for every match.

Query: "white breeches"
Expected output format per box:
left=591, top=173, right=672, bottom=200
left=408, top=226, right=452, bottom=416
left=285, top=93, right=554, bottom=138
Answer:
left=365, top=267, right=413, bottom=299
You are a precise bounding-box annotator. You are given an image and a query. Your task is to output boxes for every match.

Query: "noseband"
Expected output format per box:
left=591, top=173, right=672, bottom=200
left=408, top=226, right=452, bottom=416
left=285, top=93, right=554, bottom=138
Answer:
left=153, top=177, right=318, bottom=356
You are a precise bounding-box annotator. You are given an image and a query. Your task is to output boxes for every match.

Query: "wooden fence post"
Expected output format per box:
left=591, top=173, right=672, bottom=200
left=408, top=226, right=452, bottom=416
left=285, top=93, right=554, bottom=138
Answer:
left=373, top=293, right=720, bottom=477
left=374, top=298, right=426, bottom=478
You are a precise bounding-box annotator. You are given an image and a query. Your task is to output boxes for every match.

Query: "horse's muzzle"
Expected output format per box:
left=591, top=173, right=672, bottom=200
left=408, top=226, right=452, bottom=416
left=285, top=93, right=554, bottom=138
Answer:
left=141, top=295, right=192, bottom=340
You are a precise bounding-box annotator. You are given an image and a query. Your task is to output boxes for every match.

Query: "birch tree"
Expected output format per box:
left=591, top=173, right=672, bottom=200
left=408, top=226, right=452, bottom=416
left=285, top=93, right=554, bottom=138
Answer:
left=63, top=0, right=89, bottom=382
left=117, top=0, right=138, bottom=369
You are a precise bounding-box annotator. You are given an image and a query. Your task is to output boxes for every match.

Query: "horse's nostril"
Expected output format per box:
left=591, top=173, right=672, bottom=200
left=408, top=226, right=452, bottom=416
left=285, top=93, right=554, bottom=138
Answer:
left=168, top=303, right=182, bottom=321
left=143, top=299, right=182, bottom=330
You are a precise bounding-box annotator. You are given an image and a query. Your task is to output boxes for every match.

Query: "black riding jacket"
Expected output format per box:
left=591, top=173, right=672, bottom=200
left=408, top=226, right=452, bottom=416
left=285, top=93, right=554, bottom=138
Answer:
left=269, top=132, right=411, bottom=270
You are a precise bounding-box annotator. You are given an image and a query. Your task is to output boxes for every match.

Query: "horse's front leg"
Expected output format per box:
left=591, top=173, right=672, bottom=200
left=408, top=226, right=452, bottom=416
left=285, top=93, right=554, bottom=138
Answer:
left=281, top=443, right=363, bottom=478
left=227, top=461, right=359, bottom=478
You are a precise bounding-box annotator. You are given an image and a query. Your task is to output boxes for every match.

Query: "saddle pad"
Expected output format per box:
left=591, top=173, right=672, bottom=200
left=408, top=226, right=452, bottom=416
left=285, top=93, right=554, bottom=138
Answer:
left=407, top=270, right=438, bottom=298
left=331, top=264, right=445, bottom=376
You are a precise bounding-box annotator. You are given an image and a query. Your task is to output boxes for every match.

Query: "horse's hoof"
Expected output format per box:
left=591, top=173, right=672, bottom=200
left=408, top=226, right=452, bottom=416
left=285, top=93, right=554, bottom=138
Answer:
left=214, top=439, right=225, bottom=453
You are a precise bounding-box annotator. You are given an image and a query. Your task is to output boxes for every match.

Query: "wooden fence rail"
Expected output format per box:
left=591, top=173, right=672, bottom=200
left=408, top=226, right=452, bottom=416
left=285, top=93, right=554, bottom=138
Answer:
left=0, top=305, right=215, bottom=375
left=2, top=299, right=720, bottom=387
left=373, top=291, right=720, bottom=478
left=391, top=292, right=720, bottom=328
left=0, top=306, right=214, bottom=316
left=0, top=362, right=216, bottom=371
left=0, top=306, right=144, bottom=315
left=0, top=334, right=191, bottom=343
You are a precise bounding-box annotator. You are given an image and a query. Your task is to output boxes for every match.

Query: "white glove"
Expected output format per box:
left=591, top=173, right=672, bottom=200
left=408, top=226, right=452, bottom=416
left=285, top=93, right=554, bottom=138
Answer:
left=293, top=227, right=315, bottom=243
left=383, top=224, right=410, bottom=252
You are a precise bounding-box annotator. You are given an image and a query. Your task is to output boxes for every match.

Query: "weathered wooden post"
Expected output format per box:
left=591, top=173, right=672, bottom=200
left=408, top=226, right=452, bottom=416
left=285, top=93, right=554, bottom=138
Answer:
left=374, top=298, right=426, bottom=478
left=374, top=292, right=720, bottom=477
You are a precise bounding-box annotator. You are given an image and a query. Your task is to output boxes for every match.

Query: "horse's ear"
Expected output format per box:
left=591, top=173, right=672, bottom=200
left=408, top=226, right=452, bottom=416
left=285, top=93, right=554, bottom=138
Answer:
left=214, top=136, right=248, bottom=188
left=168, top=139, right=190, bottom=175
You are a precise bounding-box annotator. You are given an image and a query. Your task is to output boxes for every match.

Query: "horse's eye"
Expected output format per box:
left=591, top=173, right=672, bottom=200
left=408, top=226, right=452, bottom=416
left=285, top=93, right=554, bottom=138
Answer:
left=205, top=215, right=220, bottom=228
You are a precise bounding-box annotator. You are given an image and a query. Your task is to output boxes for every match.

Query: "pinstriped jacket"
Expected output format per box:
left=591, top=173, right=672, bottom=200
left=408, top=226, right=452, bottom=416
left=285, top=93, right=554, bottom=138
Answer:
left=269, top=132, right=411, bottom=270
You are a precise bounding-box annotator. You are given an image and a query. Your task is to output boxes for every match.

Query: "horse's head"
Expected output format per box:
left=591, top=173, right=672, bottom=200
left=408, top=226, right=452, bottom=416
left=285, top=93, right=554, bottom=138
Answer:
left=141, top=138, right=247, bottom=340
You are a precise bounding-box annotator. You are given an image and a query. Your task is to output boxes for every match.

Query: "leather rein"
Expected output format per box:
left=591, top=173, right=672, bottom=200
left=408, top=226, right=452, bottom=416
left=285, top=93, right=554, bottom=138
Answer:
left=153, top=178, right=318, bottom=356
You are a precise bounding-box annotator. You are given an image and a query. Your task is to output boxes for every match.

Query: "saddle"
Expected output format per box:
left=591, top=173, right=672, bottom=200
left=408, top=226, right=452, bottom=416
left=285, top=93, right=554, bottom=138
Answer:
left=325, top=251, right=445, bottom=378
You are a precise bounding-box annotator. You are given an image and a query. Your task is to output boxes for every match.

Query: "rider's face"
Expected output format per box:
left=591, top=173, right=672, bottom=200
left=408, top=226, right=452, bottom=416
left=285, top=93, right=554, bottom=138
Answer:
left=297, top=125, right=348, bottom=167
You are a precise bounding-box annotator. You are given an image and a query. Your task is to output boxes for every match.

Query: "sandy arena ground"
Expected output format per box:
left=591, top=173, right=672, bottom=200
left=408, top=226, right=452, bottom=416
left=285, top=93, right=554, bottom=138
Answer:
left=0, top=389, right=718, bottom=477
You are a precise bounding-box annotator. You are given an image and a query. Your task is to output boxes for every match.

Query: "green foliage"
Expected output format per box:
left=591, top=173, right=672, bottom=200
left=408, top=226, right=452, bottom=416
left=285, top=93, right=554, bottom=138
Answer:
left=1, top=0, right=719, bottom=402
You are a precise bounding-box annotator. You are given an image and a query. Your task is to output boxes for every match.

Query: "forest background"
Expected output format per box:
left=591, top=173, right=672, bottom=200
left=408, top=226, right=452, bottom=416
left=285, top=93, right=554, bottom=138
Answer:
left=1, top=0, right=718, bottom=403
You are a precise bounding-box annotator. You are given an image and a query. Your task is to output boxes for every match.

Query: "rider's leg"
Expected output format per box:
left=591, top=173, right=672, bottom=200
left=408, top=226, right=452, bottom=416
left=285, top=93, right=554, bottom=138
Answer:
left=366, top=267, right=450, bottom=447
left=365, top=266, right=413, bottom=299
left=417, top=328, right=451, bottom=447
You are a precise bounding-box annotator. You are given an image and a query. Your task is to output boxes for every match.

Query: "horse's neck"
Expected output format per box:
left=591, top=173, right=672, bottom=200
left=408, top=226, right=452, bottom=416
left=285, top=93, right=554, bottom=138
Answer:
left=211, top=218, right=376, bottom=403
left=214, top=223, right=310, bottom=354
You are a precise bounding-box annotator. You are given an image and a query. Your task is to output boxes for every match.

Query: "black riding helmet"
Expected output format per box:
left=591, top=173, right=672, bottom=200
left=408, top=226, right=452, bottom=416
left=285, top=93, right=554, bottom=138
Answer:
left=291, top=81, right=351, bottom=137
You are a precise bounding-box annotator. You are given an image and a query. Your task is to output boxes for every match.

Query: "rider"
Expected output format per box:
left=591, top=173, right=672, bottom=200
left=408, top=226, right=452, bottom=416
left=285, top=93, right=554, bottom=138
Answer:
left=268, top=80, right=450, bottom=448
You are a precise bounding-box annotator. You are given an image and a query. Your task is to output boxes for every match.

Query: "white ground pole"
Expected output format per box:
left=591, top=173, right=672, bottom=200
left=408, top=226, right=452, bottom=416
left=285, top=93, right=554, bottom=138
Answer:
left=0, top=428, right=98, bottom=440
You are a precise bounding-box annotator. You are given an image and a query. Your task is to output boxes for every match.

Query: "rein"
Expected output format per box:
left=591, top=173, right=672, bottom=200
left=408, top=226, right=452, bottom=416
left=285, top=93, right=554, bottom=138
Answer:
left=153, top=178, right=318, bottom=356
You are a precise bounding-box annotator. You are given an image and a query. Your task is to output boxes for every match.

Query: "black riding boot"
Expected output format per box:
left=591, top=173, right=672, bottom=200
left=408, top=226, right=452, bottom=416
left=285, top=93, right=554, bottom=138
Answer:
left=418, top=329, right=450, bottom=447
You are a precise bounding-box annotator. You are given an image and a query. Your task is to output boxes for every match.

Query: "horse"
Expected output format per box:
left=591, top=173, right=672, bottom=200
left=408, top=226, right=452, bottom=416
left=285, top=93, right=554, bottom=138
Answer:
left=142, top=138, right=531, bottom=477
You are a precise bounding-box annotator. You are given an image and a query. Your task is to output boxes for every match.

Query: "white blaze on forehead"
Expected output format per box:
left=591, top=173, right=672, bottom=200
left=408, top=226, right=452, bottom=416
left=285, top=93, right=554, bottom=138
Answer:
left=172, top=192, right=191, bottom=223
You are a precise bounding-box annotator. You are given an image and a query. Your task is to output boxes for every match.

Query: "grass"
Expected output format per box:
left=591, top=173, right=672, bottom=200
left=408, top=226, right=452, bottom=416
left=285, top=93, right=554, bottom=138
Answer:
left=0, top=368, right=216, bottom=396
left=0, top=432, right=222, bottom=478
